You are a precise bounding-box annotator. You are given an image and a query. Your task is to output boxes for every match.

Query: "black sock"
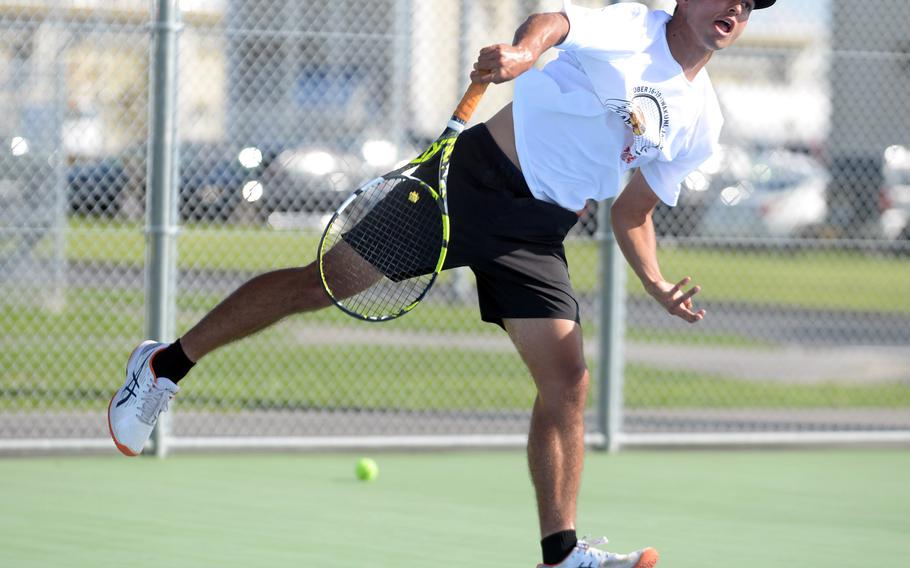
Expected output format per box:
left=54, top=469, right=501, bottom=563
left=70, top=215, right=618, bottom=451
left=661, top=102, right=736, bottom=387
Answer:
left=151, top=339, right=195, bottom=384
left=541, top=530, right=577, bottom=566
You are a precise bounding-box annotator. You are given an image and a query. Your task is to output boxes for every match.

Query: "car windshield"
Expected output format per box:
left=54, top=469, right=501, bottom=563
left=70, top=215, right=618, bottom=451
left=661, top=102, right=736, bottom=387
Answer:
left=748, top=154, right=818, bottom=192
left=180, top=144, right=230, bottom=166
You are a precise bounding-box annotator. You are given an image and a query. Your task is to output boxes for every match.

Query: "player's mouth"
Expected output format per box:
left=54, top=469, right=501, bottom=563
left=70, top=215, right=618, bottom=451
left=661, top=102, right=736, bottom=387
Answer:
left=714, top=18, right=734, bottom=36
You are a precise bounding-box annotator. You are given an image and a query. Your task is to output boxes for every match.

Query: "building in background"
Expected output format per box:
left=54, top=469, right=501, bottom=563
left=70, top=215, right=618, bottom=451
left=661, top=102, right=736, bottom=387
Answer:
left=643, top=0, right=831, bottom=151
left=0, top=0, right=223, bottom=158
left=4, top=0, right=907, bottom=241
left=0, top=0, right=837, bottom=156
left=226, top=0, right=399, bottom=148
left=223, top=0, right=527, bottom=148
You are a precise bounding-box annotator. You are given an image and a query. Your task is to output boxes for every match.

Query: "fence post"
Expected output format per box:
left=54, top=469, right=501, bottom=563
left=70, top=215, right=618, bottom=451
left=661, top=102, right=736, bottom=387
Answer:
left=146, top=0, right=181, bottom=458
left=595, top=195, right=627, bottom=454
left=593, top=0, right=625, bottom=454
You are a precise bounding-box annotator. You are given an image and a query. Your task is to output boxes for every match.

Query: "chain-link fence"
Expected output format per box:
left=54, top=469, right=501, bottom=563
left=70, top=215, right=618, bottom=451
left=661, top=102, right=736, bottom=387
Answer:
left=1, top=0, right=908, bottom=453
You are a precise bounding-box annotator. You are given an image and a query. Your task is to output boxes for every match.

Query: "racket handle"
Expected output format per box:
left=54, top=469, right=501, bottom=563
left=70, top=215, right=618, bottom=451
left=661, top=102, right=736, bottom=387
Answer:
left=452, top=79, right=490, bottom=125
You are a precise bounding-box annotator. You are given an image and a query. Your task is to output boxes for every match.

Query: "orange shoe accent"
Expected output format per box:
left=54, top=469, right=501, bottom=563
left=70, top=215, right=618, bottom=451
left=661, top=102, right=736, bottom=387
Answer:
left=148, top=347, right=161, bottom=381
left=635, top=548, right=659, bottom=568
left=107, top=391, right=139, bottom=457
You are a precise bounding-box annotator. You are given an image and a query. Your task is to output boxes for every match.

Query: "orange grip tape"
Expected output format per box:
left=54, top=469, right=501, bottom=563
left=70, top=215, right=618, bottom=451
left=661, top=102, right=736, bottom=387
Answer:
left=453, top=80, right=490, bottom=124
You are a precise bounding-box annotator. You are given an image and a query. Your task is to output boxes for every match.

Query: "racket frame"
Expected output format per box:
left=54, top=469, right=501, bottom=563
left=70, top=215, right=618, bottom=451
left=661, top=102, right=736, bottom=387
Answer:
left=318, top=82, right=487, bottom=321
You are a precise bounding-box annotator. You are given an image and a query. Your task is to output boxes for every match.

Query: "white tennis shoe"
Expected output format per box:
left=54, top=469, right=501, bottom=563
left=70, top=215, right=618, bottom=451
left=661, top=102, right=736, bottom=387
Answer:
left=538, top=538, right=659, bottom=568
left=107, top=340, right=179, bottom=456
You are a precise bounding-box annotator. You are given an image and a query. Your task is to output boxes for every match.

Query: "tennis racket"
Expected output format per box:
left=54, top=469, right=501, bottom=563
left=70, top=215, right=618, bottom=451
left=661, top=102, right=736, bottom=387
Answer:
left=317, top=78, right=488, bottom=321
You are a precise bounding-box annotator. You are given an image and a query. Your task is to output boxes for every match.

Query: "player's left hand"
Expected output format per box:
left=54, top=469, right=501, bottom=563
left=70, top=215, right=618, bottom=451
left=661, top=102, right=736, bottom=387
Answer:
left=648, top=277, right=707, bottom=323
left=470, top=44, right=535, bottom=84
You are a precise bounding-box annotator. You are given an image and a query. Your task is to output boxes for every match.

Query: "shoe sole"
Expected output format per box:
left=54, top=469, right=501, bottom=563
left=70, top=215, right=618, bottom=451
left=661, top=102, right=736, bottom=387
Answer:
left=534, top=546, right=660, bottom=568
left=634, top=548, right=659, bottom=568
left=107, top=341, right=157, bottom=457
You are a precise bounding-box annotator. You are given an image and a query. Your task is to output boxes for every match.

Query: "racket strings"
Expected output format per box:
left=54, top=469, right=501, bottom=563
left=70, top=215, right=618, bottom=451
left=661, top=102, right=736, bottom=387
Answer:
left=321, top=176, right=443, bottom=319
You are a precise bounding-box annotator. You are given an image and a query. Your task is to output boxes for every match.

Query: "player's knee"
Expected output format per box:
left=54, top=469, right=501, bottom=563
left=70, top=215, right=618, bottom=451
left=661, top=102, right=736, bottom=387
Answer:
left=565, top=365, right=590, bottom=402
left=538, top=364, right=589, bottom=408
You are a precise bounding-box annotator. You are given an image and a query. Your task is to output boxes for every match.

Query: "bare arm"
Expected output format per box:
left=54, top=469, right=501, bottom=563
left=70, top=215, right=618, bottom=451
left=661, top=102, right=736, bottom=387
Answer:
left=470, top=12, right=570, bottom=84
left=611, top=171, right=706, bottom=323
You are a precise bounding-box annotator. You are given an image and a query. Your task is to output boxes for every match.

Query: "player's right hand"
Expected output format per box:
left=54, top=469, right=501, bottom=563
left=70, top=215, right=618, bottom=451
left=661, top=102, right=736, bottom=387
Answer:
left=470, top=44, right=535, bottom=84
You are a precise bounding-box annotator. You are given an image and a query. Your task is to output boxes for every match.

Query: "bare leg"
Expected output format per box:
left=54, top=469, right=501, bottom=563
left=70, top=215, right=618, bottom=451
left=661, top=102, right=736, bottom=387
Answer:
left=504, top=317, right=589, bottom=538
left=181, top=241, right=380, bottom=362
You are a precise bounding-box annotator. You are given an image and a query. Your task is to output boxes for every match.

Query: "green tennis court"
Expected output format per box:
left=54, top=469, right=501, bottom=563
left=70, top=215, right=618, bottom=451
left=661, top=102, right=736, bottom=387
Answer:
left=3, top=449, right=907, bottom=567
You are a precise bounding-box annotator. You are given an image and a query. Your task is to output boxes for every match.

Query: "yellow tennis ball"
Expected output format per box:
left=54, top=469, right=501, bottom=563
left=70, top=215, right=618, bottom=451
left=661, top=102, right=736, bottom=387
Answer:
left=355, top=457, right=378, bottom=481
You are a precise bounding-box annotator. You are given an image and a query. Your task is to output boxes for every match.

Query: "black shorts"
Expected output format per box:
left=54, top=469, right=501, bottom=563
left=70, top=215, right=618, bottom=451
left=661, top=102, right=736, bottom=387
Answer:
left=346, top=124, right=580, bottom=328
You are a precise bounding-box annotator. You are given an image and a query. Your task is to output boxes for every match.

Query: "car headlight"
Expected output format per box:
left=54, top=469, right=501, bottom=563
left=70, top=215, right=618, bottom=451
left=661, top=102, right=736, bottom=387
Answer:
left=242, top=180, right=263, bottom=202
left=238, top=146, right=263, bottom=169
left=361, top=139, right=397, bottom=168
left=720, top=185, right=748, bottom=206
left=10, top=136, right=29, bottom=157
left=684, top=170, right=710, bottom=192
left=299, top=151, right=337, bottom=176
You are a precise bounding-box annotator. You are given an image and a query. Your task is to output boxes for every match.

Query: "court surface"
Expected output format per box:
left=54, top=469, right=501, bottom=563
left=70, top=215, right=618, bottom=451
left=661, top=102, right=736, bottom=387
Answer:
left=2, top=449, right=907, bottom=567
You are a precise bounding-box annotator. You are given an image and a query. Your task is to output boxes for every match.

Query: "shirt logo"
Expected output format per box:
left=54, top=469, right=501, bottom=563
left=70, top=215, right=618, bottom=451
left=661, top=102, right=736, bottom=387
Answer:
left=604, top=86, right=670, bottom=164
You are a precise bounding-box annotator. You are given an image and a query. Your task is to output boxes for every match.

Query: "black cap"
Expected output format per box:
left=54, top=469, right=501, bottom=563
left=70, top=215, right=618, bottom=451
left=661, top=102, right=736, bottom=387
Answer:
left=755, top=0, right=776, bottom=8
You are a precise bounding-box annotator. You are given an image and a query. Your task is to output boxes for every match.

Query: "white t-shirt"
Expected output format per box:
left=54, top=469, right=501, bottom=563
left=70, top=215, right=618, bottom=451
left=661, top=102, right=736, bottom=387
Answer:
left=512, top=0, right=724, bottom=209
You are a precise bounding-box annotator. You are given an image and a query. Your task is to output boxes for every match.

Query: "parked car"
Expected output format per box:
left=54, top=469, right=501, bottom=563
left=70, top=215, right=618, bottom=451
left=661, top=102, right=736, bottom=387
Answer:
left=251, top=136, right=406, bottom=226
left=652, top=146, right=753, bottom=238
left=573, top=180, right=717, bottom=238
left=697, top=149, right=830, bottom=239
left=572, top=145, right=751, bottom=238
left=68, top=142, right=278, bottom=222
left=68, top=155, right=132, bottom=218
left=879, top=144, right=910, bottom=241
left=177, top=142, right=279, bottom=221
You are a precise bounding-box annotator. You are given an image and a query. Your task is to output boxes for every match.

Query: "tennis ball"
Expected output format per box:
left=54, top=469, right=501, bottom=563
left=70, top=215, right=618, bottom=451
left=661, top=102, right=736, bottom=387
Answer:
left=355, top=457, right=378, bottom=481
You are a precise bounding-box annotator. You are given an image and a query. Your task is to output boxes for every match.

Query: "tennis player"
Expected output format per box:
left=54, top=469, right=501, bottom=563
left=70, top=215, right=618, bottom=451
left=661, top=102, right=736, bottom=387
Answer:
left=108, top=1, right=774, bottom=566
